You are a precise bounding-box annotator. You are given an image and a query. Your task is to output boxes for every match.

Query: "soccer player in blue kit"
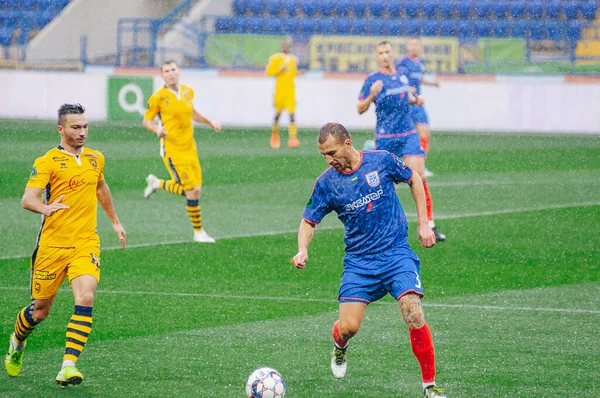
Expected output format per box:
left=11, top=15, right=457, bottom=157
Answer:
left=359, top=41, right=446, bottom=242
left=292, top=122, right=447, bottom=398
left=397, top=37, right=441, bottom=177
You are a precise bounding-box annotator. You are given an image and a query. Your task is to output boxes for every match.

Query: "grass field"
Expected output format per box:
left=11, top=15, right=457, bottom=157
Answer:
left=0, top=120, right=599, bottom=397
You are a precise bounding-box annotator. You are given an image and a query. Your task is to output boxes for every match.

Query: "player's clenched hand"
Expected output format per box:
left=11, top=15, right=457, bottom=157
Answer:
left=43, top=195, right=69, bottom=216
left=156, top=125, right=168, bottom=138
left=211, top=120, right=222, bottom=133
left=417, top=224, right=436, bottom=248
left=415, top=95, right=425, bottom=106
left=370, top=80, right=384, bottom=96
left=112, top=222, right=126, bottom=248
left=292, top=250, right=308, bottom=269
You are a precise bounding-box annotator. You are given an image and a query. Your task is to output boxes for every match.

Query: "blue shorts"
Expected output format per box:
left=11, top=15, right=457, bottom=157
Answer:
left=376, top=132, right=426, bottom=158
left=411, top=106, right=429, bottom=125
left=339, top=246, right=423, bottom=304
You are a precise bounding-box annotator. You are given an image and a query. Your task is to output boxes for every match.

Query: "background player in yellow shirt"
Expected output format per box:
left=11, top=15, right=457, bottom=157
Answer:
left=266, top=40, right=300, bottom=149
left=142, top=60, right=221, bottom=243
left=4, top=103, right=126, bottom=387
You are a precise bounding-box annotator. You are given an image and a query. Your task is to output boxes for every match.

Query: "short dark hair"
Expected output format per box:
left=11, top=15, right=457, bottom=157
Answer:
left=58, top=103, right=85, bottom=125
left=377, top=40, right=392, bottom=48
left=160, top=60, right=177, bottom=71
left=318, top=122, right=351, bottom=144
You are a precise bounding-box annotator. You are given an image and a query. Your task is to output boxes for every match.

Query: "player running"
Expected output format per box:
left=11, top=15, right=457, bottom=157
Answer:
left=292, top=122, right=447, bottom=398
left=142, top=60, right=221, bottom=243
left=358, top=41, right=446, bottom=242
left=396, top=36, right=440, bottom=177
left=265, top=40, right=300, bottom=149
left=4, top=103, right=126, bottom=386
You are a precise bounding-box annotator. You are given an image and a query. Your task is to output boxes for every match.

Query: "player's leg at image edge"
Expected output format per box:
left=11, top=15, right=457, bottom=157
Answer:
left=287, top=113, right=299, bottom=148
left=410, top=323, right=447, bottom=398
left=270, top=113, right=281, bottom=149
left=5, top=301, right=39, bottom=377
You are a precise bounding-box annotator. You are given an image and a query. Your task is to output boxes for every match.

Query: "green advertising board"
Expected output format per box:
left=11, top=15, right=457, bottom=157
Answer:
left=107, top=76, right=154, bottom=121
left=205, top=34, right=291, bottom=68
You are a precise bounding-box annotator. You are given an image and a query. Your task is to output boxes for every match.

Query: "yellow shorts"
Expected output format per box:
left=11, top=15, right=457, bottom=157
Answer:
left=163, top=155, right=202, bottom=191
left=30, top=242, right=101, bottom=300
left=274, top=90, right=296, bottom=114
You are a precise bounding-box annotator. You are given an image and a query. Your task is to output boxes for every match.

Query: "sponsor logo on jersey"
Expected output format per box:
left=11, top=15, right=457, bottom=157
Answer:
left=345, top=189, right=384, bottom=212
left=88, top=159, right=98, bottom=168
left=30, top=166, right=38, bottom=178
left=34, top=270, right=56, bottom=281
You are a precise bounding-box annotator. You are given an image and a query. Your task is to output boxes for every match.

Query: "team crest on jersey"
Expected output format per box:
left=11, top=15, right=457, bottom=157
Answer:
left=88, top=158, right=98, bottom=168
left=30, top=166, right=37, bottom=178
left=365, top=171, right=380, bottom=187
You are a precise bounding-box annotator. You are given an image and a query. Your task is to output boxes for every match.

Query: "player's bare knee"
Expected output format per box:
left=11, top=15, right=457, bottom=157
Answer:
left=75, top=291, right=95, bottom=307
left=399, top=294, right=425, bottom=328
left=339, top=319, right=361, bottom=338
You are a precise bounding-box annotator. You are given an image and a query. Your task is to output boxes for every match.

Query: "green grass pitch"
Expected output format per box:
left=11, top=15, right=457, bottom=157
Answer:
left=0, top=120, right=599, bottom=397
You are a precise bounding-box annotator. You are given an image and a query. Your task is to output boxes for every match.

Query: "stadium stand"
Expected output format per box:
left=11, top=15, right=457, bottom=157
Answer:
left=215, top=0, right=598, bottom=40
left=0, top=0, right=71, bottom=59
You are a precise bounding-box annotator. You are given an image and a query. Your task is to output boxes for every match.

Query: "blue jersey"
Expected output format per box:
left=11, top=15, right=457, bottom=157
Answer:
left=303, top=150, right=414, bottom=258
left=396, top=56, right=425, bottom=95
left=359, top=68, right=416, bottom=138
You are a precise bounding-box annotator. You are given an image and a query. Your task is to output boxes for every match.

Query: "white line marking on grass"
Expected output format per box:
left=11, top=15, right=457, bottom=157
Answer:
left=1, top=201, right=598, bottom=261
left=0, top=286, right=599, bottom=314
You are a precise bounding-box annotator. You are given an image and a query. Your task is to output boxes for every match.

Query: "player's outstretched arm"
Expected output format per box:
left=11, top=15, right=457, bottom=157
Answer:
left=421, top=78, right=440, bottom=88
left=407, top=173, right=435, bottom=248
left=358, top=80, right=383, bottom=114
left=22, top=187, right=69, bottom=216
left=192, top=108, right=221, bottom=132
left=97, top=180, right=126, bottom=248
left=142, top=118, right=167, bottom=138
left=292, top=219, right=316, bottom=269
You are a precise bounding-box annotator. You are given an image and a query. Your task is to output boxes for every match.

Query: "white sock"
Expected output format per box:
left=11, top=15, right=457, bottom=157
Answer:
left=152, top=179, right=160, bottom=189
left=428, top=220, right=436, bottom=228
left=62, top=359, right=76, bottom=369
left=11, top=335, right=26, bottom=351
left=423, top=382, right=436, bottom=391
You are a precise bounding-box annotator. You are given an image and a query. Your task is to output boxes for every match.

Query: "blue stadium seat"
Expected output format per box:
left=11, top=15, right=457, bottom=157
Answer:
left=474, top=1, right=492, bottom=19
left=406, top=19, right=420, bottom=36
left=334, top=19, right=353, bottom=35
left=457, top=21, right=475, bottom=38
left=529, top=21, right=547, bottom=40
left=282, top=1, right=296, bottom=17
left=265, top=0, right=282, bottom=16
left=387, top=2, right=401, bottom=18
left=388, top=19, right=404, bottom=36
left=46, top=0, right=69, bottom=11
left=315, top=18, right=333, bottom=34
left=296, top=18, right=314, bottom=34
left=528, top=2, right=545, bottom=21
left=492, top=20, right=509, bottom=38
left=439, top=20, right=457, bottom=36
left=455, top=2, right=471, bottom=19
left=511, top=20, right=529, bottom=38
left=247, top=0, right=263, bottom=16
left=230, top=17, right=246, bottom=33
left=317, top=0, right=335, bottom=17
left=246, top=17, right=267, bottom=33
left=564, top=3, right=578, bottom=20
left=421, top=20, right=440, bottom=36
left=546, top=2, right=563, bottom=21
left=351, top=1, right=367, bottom=18
left=300, top=2, right=316, bottom=17
left=547, top=21, right=565, bottom=41
left=582, top=2, right=598, bottom=20
left=335, top=0, right=351, bottom=17
left=439, top=1, right=454, bottom=19
left=0, top=26, right=14, bottom=47
left=422, top=1, right=439, bottom=19
left=475, top=20, right=492, bottom=37
left=279, top=17, right=295, bottom=33
left=215, top=16, right=231, bottom=33
left=5, top=0, right=19, bottom=9
left=509, top=2, right=526, bottom=19
left=567, top=20, right=583, bottom=40
left=265, top=18, right=282, bottom=34
left=353, top=19, right=370, bottom=35
left=369, top=0, right=385, bottom=18
left=491, top=3, right=509, bottom=20
left=405, top=1, right=421, bottom=19
left=21, top=0, right=38, bottom=9
left=371, top=19, right=386, bottom=35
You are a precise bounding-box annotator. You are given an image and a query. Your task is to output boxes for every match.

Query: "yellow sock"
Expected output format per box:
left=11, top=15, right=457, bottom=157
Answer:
left=64, top=306, right=92, bottom=364
left=159, top=179, right=184, bottom=196
left=289, top=122, right=297, bottom=140
left=186, top=200, right=202, bottom=232
left=272, top=121, right=279, bottom=135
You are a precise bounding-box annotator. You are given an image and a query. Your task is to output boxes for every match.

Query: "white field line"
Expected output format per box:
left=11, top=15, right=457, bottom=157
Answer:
left=0, top=201, right=598, bottom=261
left=0, top=285, right=598, bottom=315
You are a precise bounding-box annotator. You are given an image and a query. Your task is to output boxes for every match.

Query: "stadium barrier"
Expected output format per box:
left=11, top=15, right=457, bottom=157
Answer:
left=0, top=69, right=599, bottom=134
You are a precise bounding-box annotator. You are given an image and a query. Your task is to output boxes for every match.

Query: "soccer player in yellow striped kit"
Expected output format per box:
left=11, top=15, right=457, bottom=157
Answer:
left=143, top=60, right=222, bottom=243
left=4, top=103, right=126, bottom=386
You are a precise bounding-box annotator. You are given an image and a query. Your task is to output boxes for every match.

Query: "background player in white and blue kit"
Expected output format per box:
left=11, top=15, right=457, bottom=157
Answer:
left=358, top=41, right=445, bottom=242
left=397, top=36, right=441, bottom=177
left=292, top=123, right=447, bottom=398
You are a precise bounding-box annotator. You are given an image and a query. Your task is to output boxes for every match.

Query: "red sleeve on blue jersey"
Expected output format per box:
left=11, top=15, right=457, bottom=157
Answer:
left=385, top=152, right=414, bottom=184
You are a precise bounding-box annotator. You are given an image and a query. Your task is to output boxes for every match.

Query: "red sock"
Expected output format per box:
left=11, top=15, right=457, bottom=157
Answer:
left=332, top=320, right=348, bottom=349
left=409, top=323, right=436, bottom=383
left=423, top=181, right=433, bottom=222
left=420, top=136, right=430, bottom=153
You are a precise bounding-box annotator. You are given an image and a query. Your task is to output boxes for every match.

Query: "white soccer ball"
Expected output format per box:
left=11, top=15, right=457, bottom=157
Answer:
left=245, top=367, right=286, bottom=398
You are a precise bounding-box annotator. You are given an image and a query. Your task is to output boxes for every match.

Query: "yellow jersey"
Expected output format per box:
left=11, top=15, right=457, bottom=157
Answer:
left=265, top=52, right=298, bottom=93
left=26, top=146, right=105, bottom=247
left=144, top=84, right=197, bottom=158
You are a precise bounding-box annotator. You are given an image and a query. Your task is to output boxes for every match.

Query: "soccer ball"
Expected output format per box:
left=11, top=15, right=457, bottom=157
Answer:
left=245, top=367, right=286, bottom=398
